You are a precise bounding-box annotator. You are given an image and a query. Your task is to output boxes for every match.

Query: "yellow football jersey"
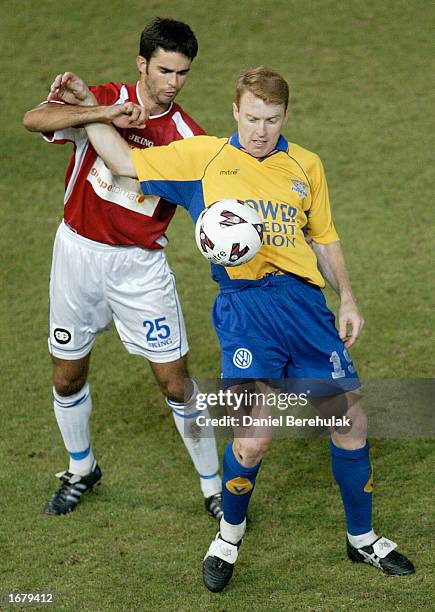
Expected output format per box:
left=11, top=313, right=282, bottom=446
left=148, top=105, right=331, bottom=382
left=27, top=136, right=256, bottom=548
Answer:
left=131, top=133, right=339, bottom=288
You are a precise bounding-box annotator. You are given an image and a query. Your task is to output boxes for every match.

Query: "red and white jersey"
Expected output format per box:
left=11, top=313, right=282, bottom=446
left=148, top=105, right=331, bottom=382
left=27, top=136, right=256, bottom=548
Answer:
left=43, top=82, right=204, bottom=248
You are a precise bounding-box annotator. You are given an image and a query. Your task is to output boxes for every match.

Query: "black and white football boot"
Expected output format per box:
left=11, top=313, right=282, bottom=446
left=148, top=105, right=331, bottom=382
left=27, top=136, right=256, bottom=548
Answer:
left=205, top=492, right=224, bottom=522
left=203, top=532, right=242, bottom=592
left=347, top=536, right=415, bottom=575
left=44, top=462, right=102, bottom=515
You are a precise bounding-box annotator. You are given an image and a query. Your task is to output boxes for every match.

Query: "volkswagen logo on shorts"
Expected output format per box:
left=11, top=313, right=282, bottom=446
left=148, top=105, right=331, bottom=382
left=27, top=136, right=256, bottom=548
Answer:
left=54, top=328, right=72, bottom=344
left=233, top=348, right=252, bottom=369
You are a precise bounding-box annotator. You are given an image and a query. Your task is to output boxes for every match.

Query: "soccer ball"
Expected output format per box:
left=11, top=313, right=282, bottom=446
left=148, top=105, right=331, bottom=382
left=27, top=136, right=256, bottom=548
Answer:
left=195, top=199, right=263, bottom=266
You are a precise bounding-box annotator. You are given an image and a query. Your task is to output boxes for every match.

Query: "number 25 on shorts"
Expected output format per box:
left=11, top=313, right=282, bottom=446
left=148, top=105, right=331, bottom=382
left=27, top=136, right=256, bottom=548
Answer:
left=143, top=316, right=171, bottom=342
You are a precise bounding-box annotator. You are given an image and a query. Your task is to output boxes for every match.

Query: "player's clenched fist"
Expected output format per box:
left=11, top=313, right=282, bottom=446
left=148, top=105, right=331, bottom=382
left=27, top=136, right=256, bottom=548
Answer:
left=106, top=102, right=147, bottom=129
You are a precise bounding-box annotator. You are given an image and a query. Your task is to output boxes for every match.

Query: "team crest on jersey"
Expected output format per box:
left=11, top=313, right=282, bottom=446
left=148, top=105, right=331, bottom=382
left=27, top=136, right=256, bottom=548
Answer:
left=291, top=179, right=308, bottom=199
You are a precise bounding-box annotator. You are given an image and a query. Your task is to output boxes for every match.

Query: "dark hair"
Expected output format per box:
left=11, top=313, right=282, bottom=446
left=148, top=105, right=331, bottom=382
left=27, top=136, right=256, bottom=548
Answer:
left=139, top=17, right=198, bottom=61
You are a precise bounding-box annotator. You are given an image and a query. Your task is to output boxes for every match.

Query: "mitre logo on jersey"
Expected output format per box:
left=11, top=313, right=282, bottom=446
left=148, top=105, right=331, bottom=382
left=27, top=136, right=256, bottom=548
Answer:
left=87, top=157, right=160, bottom=217
left=220, top=168, right=240, bottom=175
left=291, top=178, right=308, bottom=199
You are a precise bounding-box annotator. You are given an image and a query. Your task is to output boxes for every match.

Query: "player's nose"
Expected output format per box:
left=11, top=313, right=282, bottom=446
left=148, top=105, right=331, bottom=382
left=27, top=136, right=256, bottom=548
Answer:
left=167, top=73, right=179, bottom=88
left=255, top=121, right=267, bottom=137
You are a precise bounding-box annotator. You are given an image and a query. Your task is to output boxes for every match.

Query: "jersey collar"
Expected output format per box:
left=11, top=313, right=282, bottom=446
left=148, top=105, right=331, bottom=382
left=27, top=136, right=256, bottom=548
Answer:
left=135, top=82, right=174, bottom=119
left=228, top=132, right=288, bottom=160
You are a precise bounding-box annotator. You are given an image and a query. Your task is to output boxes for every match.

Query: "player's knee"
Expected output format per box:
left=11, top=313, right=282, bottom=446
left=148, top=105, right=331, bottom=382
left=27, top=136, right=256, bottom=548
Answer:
left=152, top=358, right=190, bottom=403
left=349, top=404, right=368, bottom=441
left=161, top=373, right=193, bottom=404
left=234, top=437, right=271, bottom=467
left=162, top=378, right=187, bottom=404
left=53, top=368, right=88, bottom=397
left=332, top=405, right=368, bottom=450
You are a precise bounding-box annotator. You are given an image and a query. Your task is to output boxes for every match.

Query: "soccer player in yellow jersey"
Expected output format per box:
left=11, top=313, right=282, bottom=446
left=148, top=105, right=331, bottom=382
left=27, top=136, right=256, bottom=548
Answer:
left=52, top=67, right=415, bottom=590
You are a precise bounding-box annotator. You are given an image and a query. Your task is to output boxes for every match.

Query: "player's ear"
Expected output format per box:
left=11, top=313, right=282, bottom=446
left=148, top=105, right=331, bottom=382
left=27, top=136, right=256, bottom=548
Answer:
left=136, top=55, right=148, bottom=75
left=232, top=102, right=239, bottom=122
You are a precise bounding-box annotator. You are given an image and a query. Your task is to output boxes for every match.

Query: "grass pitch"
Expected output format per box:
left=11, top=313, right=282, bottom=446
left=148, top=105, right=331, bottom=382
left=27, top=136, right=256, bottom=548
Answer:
left=1, top=0, right=434, bottom=610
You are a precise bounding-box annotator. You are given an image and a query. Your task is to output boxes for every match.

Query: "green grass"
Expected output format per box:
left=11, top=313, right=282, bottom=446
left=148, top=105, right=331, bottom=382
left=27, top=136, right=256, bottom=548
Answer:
left=1, top=0, right=434, bottom=609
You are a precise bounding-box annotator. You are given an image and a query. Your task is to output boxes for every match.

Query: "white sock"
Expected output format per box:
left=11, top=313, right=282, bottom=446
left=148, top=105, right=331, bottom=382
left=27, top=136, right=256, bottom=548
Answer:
left=220, top=517, right=246, bottom=545
left=167, top=380, right=221, bottom=498
left=347, top=529, right=378, bottom=548
left=53, top=383, right=95, bottom=476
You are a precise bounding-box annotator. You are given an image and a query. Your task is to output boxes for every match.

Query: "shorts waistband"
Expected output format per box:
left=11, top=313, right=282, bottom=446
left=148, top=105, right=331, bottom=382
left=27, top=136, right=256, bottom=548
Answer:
left=218, top=272, right=321, bottom=293
left=59, top=221, right=153, bottom=253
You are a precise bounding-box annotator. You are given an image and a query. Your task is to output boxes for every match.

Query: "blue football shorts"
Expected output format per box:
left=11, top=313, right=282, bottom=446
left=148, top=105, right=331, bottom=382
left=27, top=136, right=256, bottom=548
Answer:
left=212, top=274, right=360, bottom=396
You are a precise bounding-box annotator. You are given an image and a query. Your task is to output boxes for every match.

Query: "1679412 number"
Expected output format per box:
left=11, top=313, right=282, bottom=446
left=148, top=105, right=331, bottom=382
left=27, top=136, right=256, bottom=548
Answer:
left=2, top=592, right=55, bottom=605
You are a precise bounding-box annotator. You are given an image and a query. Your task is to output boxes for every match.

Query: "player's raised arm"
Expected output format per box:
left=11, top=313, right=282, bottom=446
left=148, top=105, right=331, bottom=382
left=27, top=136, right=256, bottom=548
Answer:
left=312, top=240, right=365, bottom=348
left=23, top=72, right=146, bottom=134
left=23, top=102, right=124, bottom=133
left=85, top=105, right=144, bottom=178
left=23, top=72, right=101, bottom=132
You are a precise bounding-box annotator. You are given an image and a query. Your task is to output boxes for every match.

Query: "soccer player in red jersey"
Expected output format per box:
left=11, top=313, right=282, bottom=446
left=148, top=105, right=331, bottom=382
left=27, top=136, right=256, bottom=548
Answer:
left=23, top=18, right=222, bottom=519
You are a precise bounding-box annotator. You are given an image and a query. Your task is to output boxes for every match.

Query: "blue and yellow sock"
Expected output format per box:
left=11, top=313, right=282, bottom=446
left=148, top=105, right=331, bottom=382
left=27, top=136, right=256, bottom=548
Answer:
left=329, top=439, right=373, bottom=536
left=221, top=441, right=260, bottom=536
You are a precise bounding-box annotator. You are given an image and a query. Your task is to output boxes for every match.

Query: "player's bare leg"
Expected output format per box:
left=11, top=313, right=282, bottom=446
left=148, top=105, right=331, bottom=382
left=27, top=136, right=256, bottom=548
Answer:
left=45, top=353, right=102, bottom=515
left=149, top=356, right=222, bottom=519
left=149, top=355, right=191, bottom=403
left=52, top=354, right=90, bottom=396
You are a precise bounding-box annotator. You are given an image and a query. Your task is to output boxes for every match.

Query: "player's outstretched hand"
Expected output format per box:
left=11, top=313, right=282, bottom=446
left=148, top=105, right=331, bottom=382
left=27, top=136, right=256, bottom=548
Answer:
left=107, top=102, right=147, bottom=129
left=338, top=297, right=365, bottom=348
left=47, top=72, right=95, bottom=105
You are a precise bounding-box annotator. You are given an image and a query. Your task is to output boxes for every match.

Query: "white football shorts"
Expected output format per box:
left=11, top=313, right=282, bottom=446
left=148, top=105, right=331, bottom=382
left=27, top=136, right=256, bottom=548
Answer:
left=48, top=222, right=188, bottom=362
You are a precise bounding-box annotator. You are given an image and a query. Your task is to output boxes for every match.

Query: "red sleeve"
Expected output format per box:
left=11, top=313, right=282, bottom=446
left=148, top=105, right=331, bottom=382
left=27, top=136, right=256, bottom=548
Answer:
left=89, top=82, right=124, bottom=105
